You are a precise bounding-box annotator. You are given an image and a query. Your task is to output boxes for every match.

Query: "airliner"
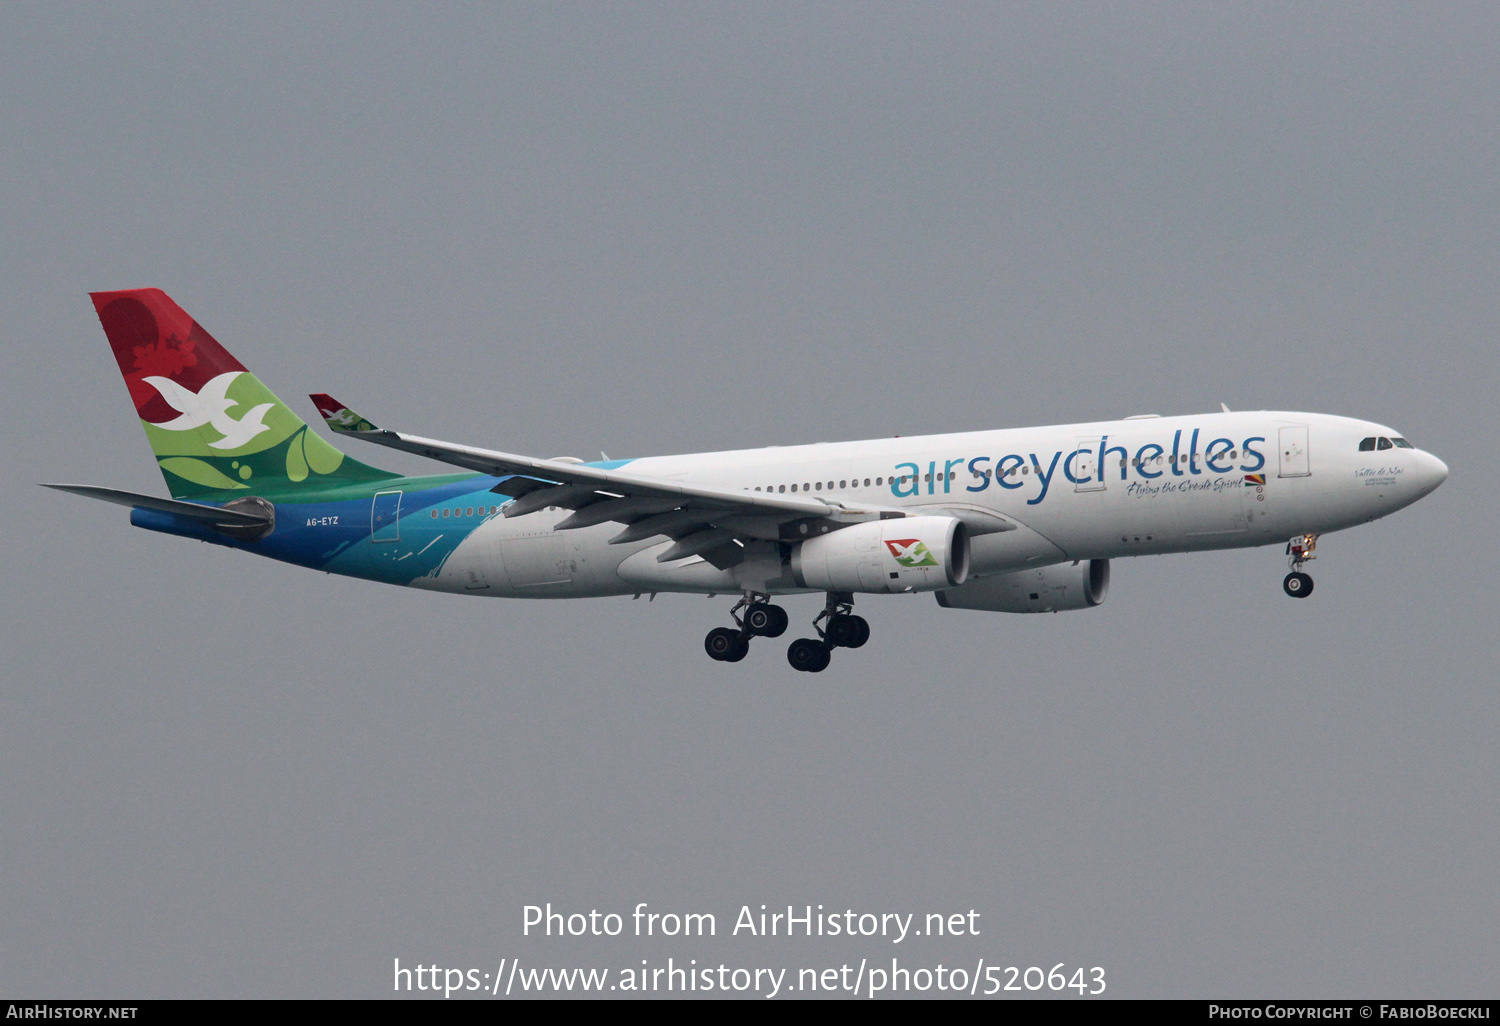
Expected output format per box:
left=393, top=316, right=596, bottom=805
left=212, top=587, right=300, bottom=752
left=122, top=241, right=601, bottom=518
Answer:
left=51, top=289, right=1449, bottom=672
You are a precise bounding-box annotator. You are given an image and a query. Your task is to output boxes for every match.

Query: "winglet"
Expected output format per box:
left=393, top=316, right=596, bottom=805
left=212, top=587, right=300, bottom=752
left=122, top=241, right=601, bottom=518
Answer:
left=309, top=394, right=379, bottom=433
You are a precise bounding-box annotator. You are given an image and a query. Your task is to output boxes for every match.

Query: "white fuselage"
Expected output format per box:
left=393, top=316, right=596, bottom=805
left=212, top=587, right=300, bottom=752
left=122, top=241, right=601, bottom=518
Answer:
left=415, top=411, right=1447, bottom=599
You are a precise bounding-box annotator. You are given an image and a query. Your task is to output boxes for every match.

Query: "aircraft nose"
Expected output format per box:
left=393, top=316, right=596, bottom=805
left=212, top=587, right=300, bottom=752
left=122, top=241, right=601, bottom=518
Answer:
left=1415, top=451, right=1449, bottom=494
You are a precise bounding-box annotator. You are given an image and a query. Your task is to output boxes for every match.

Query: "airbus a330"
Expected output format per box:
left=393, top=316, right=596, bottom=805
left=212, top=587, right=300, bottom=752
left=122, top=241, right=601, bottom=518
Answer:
left=51, top=289, right=1448, bottom=672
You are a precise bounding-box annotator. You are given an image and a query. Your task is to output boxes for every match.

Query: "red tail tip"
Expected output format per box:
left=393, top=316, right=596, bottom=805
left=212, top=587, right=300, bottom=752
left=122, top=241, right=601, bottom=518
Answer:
left=90, top=288, right=246, bottom=422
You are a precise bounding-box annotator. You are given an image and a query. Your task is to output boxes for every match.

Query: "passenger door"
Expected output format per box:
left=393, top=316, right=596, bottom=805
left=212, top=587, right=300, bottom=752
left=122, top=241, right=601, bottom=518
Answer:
left=371, top=490, right=402, bottom=542
left=1073, top=437, right=1105, bottom=492
left=1278, top=426, right=1311, bottom=478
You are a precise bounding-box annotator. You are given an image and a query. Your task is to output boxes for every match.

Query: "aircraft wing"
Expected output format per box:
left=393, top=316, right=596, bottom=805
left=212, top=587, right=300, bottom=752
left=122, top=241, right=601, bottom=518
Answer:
left=310, top=394, right=903, bottom=569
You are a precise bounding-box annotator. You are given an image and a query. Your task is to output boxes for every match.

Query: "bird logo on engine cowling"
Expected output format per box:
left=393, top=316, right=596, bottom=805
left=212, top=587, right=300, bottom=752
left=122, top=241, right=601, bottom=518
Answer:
left=884, top=539, right=938, bottom=567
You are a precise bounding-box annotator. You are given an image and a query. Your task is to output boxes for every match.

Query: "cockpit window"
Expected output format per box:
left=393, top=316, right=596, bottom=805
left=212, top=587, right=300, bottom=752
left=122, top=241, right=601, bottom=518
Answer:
left=1392, top=437, right=1414, bottom=448
left=1377, top=437, right=1393, bottom=450
left=1358, top=437, right=1377, bottom=451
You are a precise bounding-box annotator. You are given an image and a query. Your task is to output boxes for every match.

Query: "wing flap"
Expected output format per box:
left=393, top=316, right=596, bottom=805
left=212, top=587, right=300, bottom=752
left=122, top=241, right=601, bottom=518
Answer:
left=555, top=497, right=683, bottom=530
left=503, top=484, right=610, bottom=519
left=656, top=528, right=740, bottom=563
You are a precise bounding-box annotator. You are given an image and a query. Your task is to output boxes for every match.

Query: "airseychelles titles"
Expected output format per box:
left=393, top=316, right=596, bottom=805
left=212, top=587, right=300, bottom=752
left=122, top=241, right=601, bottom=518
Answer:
left=523, top=903, right=980, bottom=943
left=890, top=428, right=1269, bottom=505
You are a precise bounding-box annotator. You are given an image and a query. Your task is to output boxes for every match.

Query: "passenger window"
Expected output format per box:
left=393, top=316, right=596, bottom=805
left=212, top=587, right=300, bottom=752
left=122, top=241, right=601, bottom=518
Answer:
left=790, top=484, right=797, bottom=492
left=1230, top=450, right=1237, bottom=459
left=1392, top=438, right=1413, bottom=448
left=864, top=478, right=871, bottom=486
left=442, top=508, right=450, bottom=518
left=778, top=485, right=786, bottom=493
left=431, top=510, right=438, bottom=518
left=1359, top=437, right=1377, bottom=451
left=876, top=477, right=883, bottom=486
left=1377, top=438, right=1392, bottom=450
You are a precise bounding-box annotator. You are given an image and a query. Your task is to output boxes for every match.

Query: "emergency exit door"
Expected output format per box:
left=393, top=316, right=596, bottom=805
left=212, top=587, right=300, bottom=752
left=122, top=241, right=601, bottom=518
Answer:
left=1278, top=426, right=1310, bottom=478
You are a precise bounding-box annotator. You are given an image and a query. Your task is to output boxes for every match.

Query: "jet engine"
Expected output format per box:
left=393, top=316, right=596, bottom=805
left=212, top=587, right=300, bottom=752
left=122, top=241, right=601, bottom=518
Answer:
left=935, top=559, right=1109, bottom=613
left=792, top=515, right=970, bottom=594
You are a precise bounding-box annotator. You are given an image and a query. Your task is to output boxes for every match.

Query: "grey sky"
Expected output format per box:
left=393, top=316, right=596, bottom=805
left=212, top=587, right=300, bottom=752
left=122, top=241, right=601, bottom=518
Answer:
left=2, top=2, right=1495, bottom=998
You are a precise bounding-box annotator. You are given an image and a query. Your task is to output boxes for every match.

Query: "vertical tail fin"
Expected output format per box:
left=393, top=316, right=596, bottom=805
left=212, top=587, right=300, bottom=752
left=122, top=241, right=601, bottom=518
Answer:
left=91, top=288, right=396, bottom=499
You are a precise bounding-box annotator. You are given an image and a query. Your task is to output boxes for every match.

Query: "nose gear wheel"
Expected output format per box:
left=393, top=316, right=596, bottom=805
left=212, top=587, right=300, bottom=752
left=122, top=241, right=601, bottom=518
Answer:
left=1282, top=534, right=1318, bottom=599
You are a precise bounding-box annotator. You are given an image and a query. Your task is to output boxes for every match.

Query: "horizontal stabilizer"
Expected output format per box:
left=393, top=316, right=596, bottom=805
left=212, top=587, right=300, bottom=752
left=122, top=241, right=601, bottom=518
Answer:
left=42, top=484, right=272, bottom=527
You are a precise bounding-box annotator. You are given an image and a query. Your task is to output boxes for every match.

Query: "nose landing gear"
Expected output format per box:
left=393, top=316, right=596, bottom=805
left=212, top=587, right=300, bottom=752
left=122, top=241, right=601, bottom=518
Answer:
left=705, top=593, right=789, bottom=663
left=1282, top=534, right=1317, bottom=598
left=787, top=593, right=871, bottom=672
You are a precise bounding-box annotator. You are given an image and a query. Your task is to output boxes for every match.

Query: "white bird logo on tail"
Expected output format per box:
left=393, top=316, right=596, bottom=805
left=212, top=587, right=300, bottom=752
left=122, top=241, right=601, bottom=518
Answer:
left=142, top=371, right=275, bottom=450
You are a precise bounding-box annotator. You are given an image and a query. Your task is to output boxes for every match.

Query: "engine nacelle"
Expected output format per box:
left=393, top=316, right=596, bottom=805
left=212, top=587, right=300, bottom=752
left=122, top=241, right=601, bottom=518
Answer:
left=935, top=559, right=1109, bottom=613
left=792, top=516, right=970, bottom=594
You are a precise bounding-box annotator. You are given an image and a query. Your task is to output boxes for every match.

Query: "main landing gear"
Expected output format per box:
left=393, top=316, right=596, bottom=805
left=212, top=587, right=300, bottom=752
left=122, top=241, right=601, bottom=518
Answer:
left=704, top=594, right=789, bottom=663
left=787, top=593, right=870, bottom=674
left=703, top=592, right=873, bottom=671
left=1282, top=533, right=1317, bottom=598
